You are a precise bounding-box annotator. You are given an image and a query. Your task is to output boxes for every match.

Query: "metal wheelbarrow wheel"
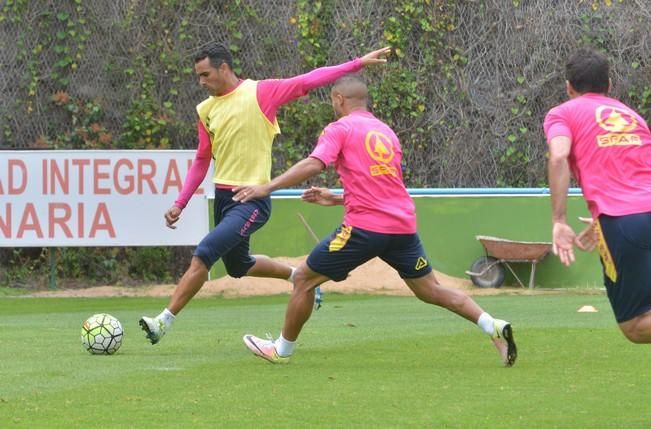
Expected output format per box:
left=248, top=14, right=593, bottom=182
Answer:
left=468, top=256, right=506, bottom=288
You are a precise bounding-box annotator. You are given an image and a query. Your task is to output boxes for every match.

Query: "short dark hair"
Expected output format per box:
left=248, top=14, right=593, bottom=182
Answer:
left=194, top=43, right=233, bottom=69
left=333, top=74, right=367, bottom=90
left=565, top=48, right=610, bottom=94
left=333, top=74, right=369, bottom=106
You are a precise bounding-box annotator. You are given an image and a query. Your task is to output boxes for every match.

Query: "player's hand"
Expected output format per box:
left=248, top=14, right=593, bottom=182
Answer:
left=552, top=221, right=577, bottom=266
left=232, top=185, right=270, bottom=203
left=575, top=216, right=598, bottom=252
left=164, top=205, right=182, bottom=229
left=301, top=186, right=339, bottom=206
left=360, top=47, right=391, bottom=66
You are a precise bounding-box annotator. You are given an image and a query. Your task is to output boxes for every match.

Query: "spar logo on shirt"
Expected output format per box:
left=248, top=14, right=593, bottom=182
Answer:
left=365, top=131, right=397, bottom=177
left=595, top=106, right=642, bottom=147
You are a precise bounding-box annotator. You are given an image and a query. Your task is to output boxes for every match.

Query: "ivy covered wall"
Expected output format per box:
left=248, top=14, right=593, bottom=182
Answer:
left=1, top=0, right=647, bottom=287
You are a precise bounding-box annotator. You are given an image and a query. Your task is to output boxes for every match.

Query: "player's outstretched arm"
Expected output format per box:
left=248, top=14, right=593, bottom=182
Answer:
left=301, top=187, right=343, bottom=206
left=257, top=47, right=391, bottom=115
left=359, top=46, right=391, bottom=66
left=233, top=157, right=326, bottom=203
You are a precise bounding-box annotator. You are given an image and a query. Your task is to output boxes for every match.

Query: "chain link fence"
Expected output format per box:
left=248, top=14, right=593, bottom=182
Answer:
left=3, top=0, right=651, bottom=287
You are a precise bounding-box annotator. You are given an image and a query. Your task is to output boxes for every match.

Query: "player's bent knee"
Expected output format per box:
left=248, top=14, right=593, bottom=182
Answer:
left=405, top=276, right=446, bottom=305
left=293, top=281, right=318, bottom=294
left=621, top=329, right=646, bottom=344
left=293, top=265, right=327, bottom=293
left=193, top=244, right=217, bottom=272
left=293, top=266, right=310, bottom=283
left=619, top=321, right=651, bottom=344
left=190, top=256, right=209, bottom=272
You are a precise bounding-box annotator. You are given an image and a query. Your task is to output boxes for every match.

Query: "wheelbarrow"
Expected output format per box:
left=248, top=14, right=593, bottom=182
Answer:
left=465, top=235, right=552, bottom=289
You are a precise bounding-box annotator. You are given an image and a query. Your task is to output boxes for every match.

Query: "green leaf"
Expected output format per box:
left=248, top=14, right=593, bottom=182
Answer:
left=54, top=58, right=71, bottom=68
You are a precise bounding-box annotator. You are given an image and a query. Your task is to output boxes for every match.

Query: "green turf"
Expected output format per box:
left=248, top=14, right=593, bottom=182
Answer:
left=0, top=287, right=30, bottom=297
left=1, top=293, right=650, bottom=428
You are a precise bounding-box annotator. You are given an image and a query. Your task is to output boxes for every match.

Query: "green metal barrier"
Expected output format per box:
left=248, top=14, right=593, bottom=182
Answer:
left=208, top=190, right=602, bottom=288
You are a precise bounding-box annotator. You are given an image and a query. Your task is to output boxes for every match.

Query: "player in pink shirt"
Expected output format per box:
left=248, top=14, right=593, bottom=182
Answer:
left=234, top=75, right=517, bottom=367
left=545, top=47, right=651, bottom=343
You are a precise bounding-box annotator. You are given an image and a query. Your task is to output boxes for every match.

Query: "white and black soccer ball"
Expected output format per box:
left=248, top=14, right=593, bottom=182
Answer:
left=81, top=313, right=124, bottom=355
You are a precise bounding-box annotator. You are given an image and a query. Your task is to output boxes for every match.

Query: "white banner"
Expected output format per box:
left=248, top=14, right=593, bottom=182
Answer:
left=0, top=150, right=213, bottom=247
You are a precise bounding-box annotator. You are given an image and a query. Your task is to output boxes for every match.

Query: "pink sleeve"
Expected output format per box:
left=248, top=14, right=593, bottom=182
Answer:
left=309, top=122, right=347, bottom=166
left=544, top=105, right=573, bottom=143
left=174, top=121, right=212, bottom=209
left=257, top=58, right=363, bottom=123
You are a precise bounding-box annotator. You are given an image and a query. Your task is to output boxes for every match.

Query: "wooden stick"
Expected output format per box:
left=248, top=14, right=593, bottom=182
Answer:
left=297, top=212, right=320, bottom=244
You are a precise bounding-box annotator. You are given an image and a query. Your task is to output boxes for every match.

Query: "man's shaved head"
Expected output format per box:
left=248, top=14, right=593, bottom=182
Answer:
left=332, top=75, right=368, bottom=102
left=330, top=75, right=368, bottom=118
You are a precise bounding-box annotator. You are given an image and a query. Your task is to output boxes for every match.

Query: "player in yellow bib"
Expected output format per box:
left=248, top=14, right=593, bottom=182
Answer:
left=139, top=43, right=391, bottom=345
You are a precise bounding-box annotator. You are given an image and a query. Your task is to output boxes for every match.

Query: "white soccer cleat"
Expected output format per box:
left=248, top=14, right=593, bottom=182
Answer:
left=243, top=334, right=290, bottom=364
left=139, top=316, right=166, bottom=345
left=491, top=319, right=517, bottom=367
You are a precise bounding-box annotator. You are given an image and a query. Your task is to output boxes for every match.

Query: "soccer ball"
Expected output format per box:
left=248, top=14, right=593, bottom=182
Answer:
left=81, top=313, right=124, bottom=355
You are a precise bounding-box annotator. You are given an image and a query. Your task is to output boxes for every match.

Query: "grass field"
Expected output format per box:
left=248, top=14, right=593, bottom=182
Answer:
left=1, top=292, right=650, bottom=428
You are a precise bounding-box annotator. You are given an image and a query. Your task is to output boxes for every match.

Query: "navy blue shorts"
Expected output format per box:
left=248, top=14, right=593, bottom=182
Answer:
left=598, top=212, right=651, bottom=323
left=193, top=188, right=271, bottom=277
left=306, top=224, right=433, bottom=282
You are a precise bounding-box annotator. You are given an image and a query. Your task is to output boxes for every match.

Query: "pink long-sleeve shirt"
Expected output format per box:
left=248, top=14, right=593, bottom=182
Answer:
left=309, top=110, right=417, bottom=234
left=174, top=59, right=363, bottom=208
left=544, top=93, right=651, bottom=218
